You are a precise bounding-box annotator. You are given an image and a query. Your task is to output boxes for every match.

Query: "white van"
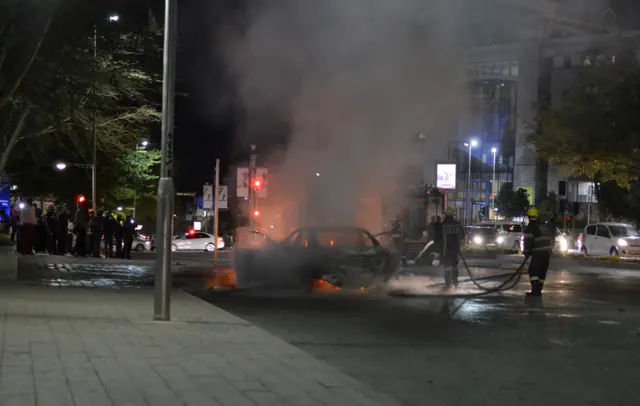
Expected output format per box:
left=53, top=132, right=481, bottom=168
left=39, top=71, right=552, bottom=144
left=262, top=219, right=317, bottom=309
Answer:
left=478, top=221, right=523, bottom=251
left=581, top=222, right=640, bottom=257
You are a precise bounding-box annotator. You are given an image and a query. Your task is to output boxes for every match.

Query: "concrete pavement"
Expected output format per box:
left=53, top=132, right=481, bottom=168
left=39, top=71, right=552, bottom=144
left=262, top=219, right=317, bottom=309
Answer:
left=0, top=286, right=401, bottom=406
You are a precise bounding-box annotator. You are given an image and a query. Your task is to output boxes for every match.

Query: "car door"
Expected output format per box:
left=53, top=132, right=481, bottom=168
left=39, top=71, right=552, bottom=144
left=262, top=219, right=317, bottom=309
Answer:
left=584, top=225, right=596, bottom=255
left=595, top=225, right=613, bottom=256
left=191, top=233, right=209, bottom=250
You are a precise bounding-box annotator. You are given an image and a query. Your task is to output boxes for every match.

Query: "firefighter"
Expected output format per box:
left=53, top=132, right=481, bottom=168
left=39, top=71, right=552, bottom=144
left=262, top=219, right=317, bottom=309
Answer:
left=436, top=207, right=465, bottom=287
left=522, top=207, right=554, bottom=297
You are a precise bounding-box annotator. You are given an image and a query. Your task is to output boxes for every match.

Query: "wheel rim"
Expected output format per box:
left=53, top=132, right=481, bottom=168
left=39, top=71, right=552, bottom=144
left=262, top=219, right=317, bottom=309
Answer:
left=206, top=244, right=214, bottom=252
left=171, top=245, right=177, bottom=252
left=611, top=249, right=619, bottom=257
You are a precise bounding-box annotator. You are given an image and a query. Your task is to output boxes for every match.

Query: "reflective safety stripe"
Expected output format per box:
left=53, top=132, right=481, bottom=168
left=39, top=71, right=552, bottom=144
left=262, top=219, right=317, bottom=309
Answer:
left=523, top=233, right=535, bottom=238
left=530, top=276, right=540, bottom=281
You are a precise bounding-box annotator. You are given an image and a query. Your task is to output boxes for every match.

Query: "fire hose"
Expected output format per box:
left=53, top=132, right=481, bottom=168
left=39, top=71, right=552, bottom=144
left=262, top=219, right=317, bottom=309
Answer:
left=394, top=240, right=531, bottom=298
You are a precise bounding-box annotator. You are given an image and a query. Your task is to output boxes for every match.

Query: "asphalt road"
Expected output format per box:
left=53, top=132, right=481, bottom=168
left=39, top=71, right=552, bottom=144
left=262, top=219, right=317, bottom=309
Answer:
left=198, top=259, right=640, bottom=406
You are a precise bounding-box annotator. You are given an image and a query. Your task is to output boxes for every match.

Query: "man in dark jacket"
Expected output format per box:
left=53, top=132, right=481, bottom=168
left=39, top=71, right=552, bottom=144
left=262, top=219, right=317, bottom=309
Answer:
left=74, top=204, right=90, bottom=257
left=115, top=215, right=124, bottom=258
left=435, top=207, right=465, bottom=287
left=46, top=210, right=58, bottom=254
left=102, top=211, right=116, bottom=258
left=123, top=215, right=136, bottom=259
left=522, top=207, right=554, bottom=297
left=90, top=210, right=104, bottom=258
left=57, top=207, right=70, bottom=255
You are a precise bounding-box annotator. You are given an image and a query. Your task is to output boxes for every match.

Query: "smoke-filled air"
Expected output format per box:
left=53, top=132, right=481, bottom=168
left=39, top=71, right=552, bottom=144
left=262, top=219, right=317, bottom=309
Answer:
left=223, top=0, right=469, bottom=235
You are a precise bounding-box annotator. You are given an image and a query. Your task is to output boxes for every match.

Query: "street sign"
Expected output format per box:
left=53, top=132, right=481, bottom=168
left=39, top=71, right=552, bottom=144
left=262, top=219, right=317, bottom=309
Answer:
left=203, top=185, right=214, bottom=209
left=0, top=175, right=10, bottom=219
left=237, top=167, right=249, bottom=198
left=436, top=163, right=457, bottom=190
left=255, top=167, right=268, bottom=198
left=204, top=184, right=228, bottom=209
left=218, top=185, right=228, bottom=210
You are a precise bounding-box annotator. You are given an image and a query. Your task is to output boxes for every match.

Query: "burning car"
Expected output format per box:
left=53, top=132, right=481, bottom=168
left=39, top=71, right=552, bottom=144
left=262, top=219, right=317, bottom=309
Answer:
left=233, top=226, right=400, bottom=291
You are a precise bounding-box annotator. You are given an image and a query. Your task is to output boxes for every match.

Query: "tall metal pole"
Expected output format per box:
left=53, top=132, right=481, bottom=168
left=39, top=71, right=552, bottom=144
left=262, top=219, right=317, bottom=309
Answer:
left=249, top=145, right=257, bottom=230
left=154, top=0, right=177, bottom=321
left=213, top=159, right=220, bottom=266
left=467, top=144, right=472, bottom=225
left=92, top=25, right=98, bottom=212
left=491, top=150, right=497, bottom=218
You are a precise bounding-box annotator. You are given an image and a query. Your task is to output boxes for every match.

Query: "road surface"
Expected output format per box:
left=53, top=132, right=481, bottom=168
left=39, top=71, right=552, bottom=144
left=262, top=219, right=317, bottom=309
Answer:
left=15, top=251, right=640, bottom=405
left=198, top=258, right=640, bottom=406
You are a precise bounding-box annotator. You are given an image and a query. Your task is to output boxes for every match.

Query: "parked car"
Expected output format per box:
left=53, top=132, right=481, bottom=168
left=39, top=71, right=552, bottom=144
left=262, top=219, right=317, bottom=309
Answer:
left=478, top=221, right=523, bottom=250
left=581, top=222, right=640, bottom=257
left=465, top=225, right=500, bottom=248
left=171, top=231, right=225, bottom=252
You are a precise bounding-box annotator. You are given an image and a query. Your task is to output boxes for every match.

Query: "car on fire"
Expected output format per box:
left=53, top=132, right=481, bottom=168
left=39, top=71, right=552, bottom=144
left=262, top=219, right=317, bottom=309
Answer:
left=233, top=226, right=401, bottom=291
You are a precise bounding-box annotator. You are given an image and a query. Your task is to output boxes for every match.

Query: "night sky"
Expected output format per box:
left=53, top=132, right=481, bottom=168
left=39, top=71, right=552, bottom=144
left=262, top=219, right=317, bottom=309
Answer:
left=169, top=0, right=640, bottom=194
left=173, top=0, right=244, bottom=193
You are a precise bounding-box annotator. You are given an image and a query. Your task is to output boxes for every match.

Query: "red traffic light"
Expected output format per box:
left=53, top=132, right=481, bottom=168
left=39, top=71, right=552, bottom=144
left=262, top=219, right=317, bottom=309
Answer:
left=77, top=195, right=86, bottom=203
left=253, top=210, right=260, bottom=217
left=252, top=178, right=262, bottom=190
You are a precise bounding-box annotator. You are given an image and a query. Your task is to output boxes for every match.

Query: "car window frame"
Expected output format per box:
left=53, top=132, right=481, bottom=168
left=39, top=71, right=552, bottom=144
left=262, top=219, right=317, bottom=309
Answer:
left=596, top=225, right=611, bottom=238
left=586, top=225, right=596, bottom=236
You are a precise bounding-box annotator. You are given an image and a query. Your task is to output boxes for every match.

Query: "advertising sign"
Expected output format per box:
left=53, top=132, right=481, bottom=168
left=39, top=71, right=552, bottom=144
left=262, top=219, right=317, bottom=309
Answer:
left=237, top=167, right=249, bottom=198
left=436, top=163, right=457, bottom=190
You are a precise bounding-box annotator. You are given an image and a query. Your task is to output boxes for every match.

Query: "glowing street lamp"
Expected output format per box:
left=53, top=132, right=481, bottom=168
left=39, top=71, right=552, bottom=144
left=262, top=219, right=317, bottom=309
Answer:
left=464, top=139, right=479, bottom=224
left=140, top=140, right=149, bottom=148
left=55, top=162, right=67, bottom=170
left=108, top=14, right=120, bottom=22
left=117, top=206, right=123, bottom=211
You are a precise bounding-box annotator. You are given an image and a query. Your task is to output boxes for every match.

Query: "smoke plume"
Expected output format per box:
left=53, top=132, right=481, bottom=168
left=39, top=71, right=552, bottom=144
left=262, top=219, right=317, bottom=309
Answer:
left=223, top=0, right=469, bottom=233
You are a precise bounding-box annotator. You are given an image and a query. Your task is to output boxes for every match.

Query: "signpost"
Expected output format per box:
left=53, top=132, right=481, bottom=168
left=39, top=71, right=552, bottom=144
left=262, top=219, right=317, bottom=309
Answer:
left=214, top=159, right=220, bottom=266
left=436, top=162, right=457, bottom=211
left=203, top=185, right=213, bottom=209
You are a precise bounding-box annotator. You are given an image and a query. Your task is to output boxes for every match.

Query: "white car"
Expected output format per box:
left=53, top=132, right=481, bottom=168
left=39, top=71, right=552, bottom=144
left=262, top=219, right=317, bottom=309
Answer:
left=479, top=221, right=523, bottom=250
left=171, top=232, right=225, bottom=252
left=581, top=222, right=640, bottom=257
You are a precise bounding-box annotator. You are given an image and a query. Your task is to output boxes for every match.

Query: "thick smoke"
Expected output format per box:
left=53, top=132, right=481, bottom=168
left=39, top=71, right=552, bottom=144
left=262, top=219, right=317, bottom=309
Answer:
left=223, top=0, right=469, bottom=233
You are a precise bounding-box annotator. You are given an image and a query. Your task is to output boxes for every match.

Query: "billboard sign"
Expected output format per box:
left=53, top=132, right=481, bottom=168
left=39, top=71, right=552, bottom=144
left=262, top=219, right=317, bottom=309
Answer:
left=436, top=163, right=457, bottom=190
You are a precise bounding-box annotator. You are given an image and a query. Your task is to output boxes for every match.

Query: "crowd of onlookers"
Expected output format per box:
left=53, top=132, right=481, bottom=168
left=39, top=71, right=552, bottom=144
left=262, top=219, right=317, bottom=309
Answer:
left=8, top=199, right=138, bottom=259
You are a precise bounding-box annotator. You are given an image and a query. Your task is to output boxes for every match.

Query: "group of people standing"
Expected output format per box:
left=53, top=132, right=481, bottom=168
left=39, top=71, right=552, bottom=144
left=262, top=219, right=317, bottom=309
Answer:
left=10, top=200, right=137, bottom=259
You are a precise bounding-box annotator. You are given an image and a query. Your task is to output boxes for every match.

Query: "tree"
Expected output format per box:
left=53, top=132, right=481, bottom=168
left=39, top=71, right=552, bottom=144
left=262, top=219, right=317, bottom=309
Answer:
left=1, top=0, right=162, bottom=180
left=495, top=182, right=530, bottom=219
left=108, top=148, right=161, bottom=205
left=528, top=50, right=640, bottom=188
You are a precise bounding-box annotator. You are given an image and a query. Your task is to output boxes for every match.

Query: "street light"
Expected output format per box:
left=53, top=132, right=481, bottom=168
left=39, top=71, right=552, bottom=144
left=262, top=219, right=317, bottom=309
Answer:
left=55, top=162, right=97, bottom=210
left=117, top=206, right=123, bottom=211
left=141, top=140, right=149, bottom=148
left=491, top=147, right=498, bottom=219
left=108, top=14, right=120, bottom=22
left=464, top=139, right=478, bottom=225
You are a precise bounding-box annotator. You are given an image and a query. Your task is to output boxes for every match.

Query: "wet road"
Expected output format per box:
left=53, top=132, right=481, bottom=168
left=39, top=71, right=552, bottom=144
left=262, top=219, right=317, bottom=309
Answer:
left=200, top=262, right=640, bottom=406
left=15, top=252, right=640, bottom=405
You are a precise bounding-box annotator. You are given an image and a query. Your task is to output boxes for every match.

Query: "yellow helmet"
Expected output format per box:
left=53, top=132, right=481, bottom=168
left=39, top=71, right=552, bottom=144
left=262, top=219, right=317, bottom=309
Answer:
left=445, top=207, right=456, bottom=217
left=527, top=207, right=540, bottom=218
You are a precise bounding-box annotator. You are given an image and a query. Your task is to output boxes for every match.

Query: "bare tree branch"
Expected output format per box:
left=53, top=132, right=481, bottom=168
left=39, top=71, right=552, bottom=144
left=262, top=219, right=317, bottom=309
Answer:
left=0, top=107, right=30, bottom=174
left=0, top=16, right=53, bottom=112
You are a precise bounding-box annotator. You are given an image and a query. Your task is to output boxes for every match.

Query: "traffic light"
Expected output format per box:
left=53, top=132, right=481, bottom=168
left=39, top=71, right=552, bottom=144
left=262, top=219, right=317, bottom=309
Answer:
left=572, top=202, right=580, bottom=216
left=479, top=206, right=486, bottom=218
left=253, top=210, right=260, bottom=217
left=77, top=195, right=86, bottom=204
left=252, top=178, right=262, bottom=191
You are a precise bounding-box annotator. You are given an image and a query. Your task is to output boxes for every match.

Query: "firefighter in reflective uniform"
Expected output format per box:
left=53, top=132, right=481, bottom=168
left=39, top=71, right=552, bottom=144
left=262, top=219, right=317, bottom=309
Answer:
left=436, top=207, right=465, bottom=287
left=522, top=207, right=554, bottom=297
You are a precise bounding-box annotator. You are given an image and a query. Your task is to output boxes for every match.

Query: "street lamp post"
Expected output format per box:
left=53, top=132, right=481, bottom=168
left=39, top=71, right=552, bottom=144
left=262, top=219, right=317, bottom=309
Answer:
left=491, top=147, right=498, bottom=218
left=55, top=162, right=96, bottom=210
left=464, top=139, right=478, bottom=225
left=154, top=0, right=177, bottom=321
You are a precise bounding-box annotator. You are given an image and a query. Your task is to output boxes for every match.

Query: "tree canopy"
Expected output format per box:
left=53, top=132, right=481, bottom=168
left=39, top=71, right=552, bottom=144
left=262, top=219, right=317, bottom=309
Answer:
left=495, top=182, right=530, bottom=219
left=529, top=50, right=640, bottom=188
left=1, top=0, right=163, bottom=211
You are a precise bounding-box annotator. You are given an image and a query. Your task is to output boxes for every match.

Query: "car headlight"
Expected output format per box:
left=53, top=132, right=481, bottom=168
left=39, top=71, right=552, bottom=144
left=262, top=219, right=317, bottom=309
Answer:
left=473, top=236, right=483, bottom=245
left=559, top=237, right=568, bottom=251
left=496, top=236, right=504, bottom=244
left=617, top=238, right=628, bottom=247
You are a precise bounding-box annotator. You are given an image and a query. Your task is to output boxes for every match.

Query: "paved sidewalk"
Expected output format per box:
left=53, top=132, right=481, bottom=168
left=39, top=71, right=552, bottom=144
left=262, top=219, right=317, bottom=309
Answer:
left=0, top=286, right=400, bottom=406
